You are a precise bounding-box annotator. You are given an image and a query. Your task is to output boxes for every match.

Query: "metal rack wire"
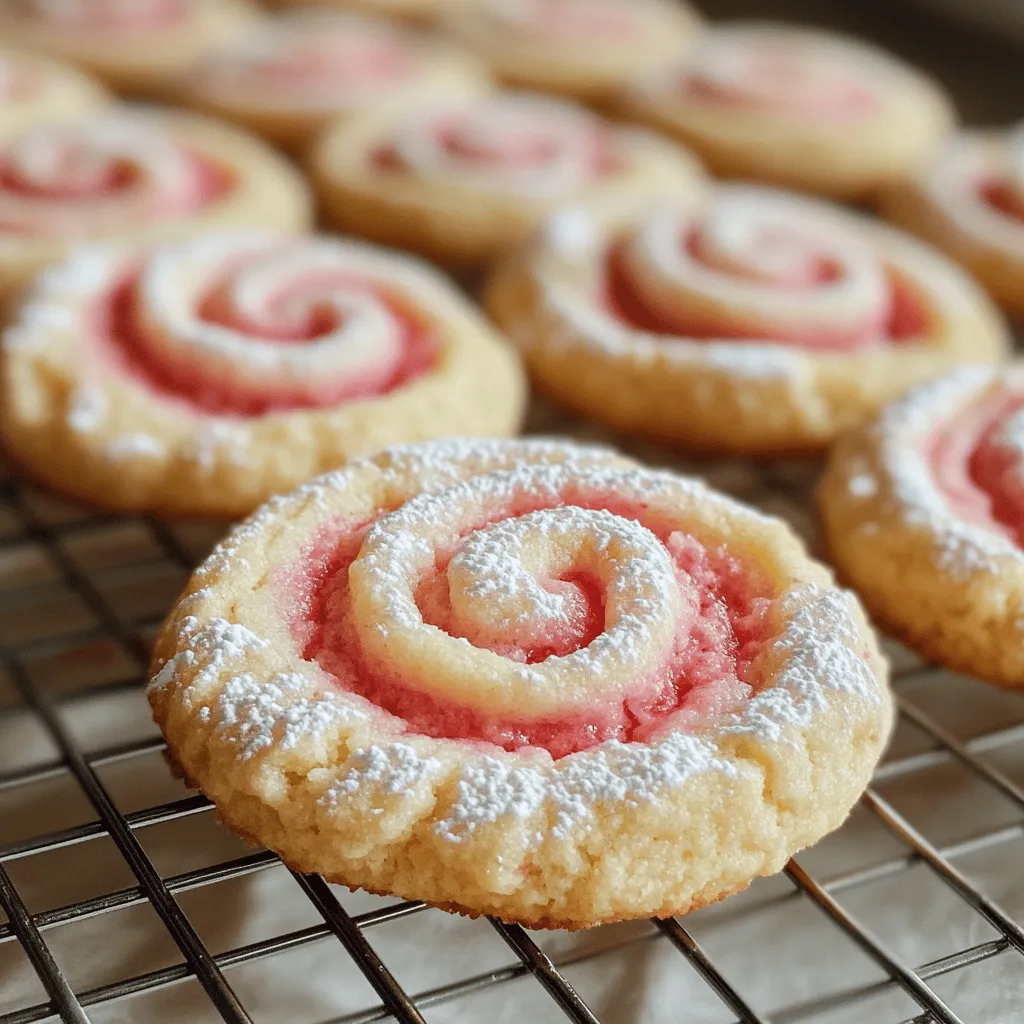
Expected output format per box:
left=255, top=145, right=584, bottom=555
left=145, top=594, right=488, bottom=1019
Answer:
left=0, top=420, right=1022, bottom=1024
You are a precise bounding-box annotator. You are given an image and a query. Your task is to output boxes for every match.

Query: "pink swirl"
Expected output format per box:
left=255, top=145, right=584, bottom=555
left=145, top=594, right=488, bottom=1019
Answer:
left=929, top=392, right=1024, bottom=547
left=9, top=0, right=188, bottom=31
left=977, top=129, right=1024, bottom=226
left=373, top=95, right=617, bottom=194
left=83, top=235, right=437, bottom=416
left=0, top=115, right=231, bottom=236
left=680, top=30, right=877, bottom=120
left=195, top=15, right=417, bottom=106
left=604, top=189, right=926, bottom=351
left=290, top=464, right=773, bottom=759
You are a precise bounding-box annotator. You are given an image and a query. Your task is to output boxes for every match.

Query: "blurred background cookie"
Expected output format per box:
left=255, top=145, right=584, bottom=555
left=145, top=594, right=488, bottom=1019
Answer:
left=309, top=90, right=706, bottom=267
left=487, top=184, right=1009, bottom=454
left=880, top=121, right=1024, bottom=315
left=436, top=0, right=703, bottom=105
left=616, top=22, right=956, bottom=201
left=0, top=0, right=260, bottom=96
left=171, top=9, right=488, bottom=153
left=0, top=231, right=525, bottom=516
left=0, top=47, right=111, bottom=139
left=0, top=108, right=312, bottom=307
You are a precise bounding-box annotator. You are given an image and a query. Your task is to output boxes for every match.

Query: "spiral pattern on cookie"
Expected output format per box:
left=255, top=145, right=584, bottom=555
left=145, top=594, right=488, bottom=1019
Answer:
left=926, top=380, right=1024, bottom=547
left=926, top=127, right=1024, bottom=239
left=0, top=114, right=231, bottom=236
left=606, top=188, right=925, bottom=350
left=677, top=28, right=877, bottom=119
left=192, top=13, right=424, bottom=110
left=294, top=450, right=774, bottom=759
left=374, top=94, right=616, bottom=197
left=7, top=0, right=189, bottom=31
left=75, top=233, right=436, bottom=415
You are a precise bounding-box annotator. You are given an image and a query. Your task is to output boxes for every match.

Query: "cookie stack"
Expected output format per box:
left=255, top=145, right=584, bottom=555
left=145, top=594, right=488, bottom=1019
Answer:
left=1, top=0, right=1020, bottom=932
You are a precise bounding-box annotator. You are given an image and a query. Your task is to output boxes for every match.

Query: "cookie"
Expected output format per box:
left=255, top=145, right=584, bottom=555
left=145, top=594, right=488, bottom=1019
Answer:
left=171, top=10, right=488, bottom=154
left=0, top=47, right=110, bottom=140
left=309, top=90, right=705, bottom=267
left=0, top=232, right=525, bottom=517
left=0, top=0, right=259, bottom=96
left=819, top=367, right=1024, bottom=688
left=437, top=0, right=702, bottom=105
left=0, top=108, right=312, bottom=308
left=275, top=0, right=457, bottom=24
left=615, top=22, right=955, bottom=201
left=880, top=123, right=1024, bottom=315
left=148, top=437, right=892, bottom=928
left=486, top=185, right=1010, bottom=456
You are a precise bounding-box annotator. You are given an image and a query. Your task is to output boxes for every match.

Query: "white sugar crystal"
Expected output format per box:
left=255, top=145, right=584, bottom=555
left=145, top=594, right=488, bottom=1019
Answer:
left=67, top=387, right=107, bottom=433
left=323, top=743, right=442, bottom=800
left=107, top=433, right=166, bottom=459
left=216, top=671, right=368, bottom=760
left=149, top=617, right=270, bottom=699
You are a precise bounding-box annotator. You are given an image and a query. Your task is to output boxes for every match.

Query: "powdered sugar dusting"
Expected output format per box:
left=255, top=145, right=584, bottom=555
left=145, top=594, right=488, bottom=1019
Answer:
left=437, top=729, right=738, bottom=842
left=866, top=367, right=1024, bottom=576
left=216, top=671, right=370, bottom=760
left=149, top=616, right=270, bottom=704
left=67, top=387, right=107, bottom=433
left=107, top=433, right=167, bottom=460
left=323, top=743, right=443, bottom=800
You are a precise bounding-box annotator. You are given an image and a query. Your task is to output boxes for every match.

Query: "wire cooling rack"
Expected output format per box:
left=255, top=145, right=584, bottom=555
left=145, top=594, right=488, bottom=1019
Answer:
left=0, top=396, right=1022, bottom=1024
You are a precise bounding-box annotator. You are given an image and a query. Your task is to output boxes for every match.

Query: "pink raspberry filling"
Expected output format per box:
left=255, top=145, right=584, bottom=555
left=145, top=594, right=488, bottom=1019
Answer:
left=288, top=501, right=775, bottom=759
left=979, top=178, right=1024, bottom=225
left=372, top=118, right=618, bottom=177
left=86, top=266, right=437, bottom=416
left=928, top=393, right=1024, bottom=546
left=604, top=241, right=927, bottom=351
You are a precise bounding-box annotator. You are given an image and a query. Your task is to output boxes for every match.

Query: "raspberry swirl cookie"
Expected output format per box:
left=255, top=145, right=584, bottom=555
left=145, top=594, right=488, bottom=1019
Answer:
left=881, top=123, right=1024, bottom=316
left=310, top=91, right=705, bottom=267
left=0, top=0, right=259, bottom=95
left=486, top=186, right=1010, bottom=455
left=0, top=49, right=110, bottom=140
left=437, top=0, right=702, bottom=104
left=616, top=23, right=955, bottom=201
left=0, top=109, right=312, bottom=307
left=174, top=11, right=488, bottom=153
left=820, top=368, right=1024, bottom=687
left=0, top=233, right=525, bottom=516
left=148, top=437, right=891, bottom=927
left=275, top=0, right=459, bottom=24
